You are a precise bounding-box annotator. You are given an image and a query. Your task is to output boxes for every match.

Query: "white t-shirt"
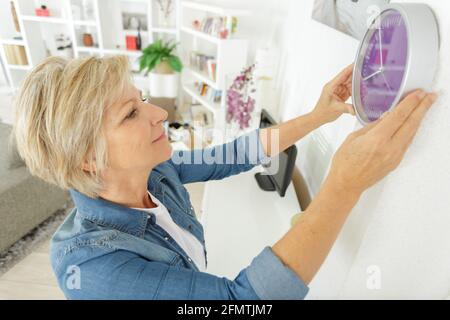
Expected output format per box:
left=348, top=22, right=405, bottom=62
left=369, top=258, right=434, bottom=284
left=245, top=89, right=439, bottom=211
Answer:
left=132, top=191, right=206, bottom=272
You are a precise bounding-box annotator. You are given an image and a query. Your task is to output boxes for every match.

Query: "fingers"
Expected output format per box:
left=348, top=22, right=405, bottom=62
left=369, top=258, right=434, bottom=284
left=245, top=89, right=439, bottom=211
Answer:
left=328, top=63, right=354, bottom=89
left=352, top=117, right=383, bottom=137
left=340, top=103, right=355, bottom=116
left=372, top=90, right=427, bottom=138
left=392, top=92, right=437, bottom=149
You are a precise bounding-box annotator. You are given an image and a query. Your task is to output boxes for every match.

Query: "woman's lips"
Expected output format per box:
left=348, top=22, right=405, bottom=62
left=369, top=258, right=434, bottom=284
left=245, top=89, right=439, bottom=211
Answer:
left=153, top=131, right=166, bottom=143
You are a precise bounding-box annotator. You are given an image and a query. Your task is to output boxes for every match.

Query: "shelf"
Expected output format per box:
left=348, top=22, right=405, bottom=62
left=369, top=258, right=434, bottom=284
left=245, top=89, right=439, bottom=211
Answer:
left=73, top=20, right=97, bottom=27
left=76, top=46, right=102, bottom=53
left=7, top=64, right=32, bottom=71
left=181, top=27, right=220, bottom=44
left=151, top=27, right=178, bottom=34
left=181, top=1, right=251, bottom=16
left=123, top=29, right=149, bottom=35
left=185, top=67, right=218, bottom=90
left=0, top=39, right=26, bottom=46
left=119, top=0, right=149, bottom=3
left=103, top=48, right=142, bottom=57
left=21, top=15, right=69, bottom=24
left=182, top=84, right=220, bottom=115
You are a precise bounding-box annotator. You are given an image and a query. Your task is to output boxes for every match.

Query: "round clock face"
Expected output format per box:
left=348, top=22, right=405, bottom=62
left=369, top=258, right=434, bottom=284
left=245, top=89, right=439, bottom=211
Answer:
left=354, top=10, right=409, bottom=124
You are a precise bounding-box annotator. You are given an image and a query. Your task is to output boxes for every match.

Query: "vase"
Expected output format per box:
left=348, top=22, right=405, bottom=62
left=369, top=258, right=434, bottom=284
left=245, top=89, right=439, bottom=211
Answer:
left=83, top=33, right=93, bottom=47
left=149, top=68, right=179, bottom=98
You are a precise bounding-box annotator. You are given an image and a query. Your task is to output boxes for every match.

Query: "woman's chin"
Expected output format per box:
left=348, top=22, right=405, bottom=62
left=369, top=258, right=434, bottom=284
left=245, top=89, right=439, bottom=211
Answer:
left=161, top=141, right=173, bottom=161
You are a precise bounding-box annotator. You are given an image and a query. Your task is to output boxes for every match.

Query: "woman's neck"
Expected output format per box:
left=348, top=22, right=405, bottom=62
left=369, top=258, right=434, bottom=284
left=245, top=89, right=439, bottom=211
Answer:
left=98, top=169, right=157, bottom=209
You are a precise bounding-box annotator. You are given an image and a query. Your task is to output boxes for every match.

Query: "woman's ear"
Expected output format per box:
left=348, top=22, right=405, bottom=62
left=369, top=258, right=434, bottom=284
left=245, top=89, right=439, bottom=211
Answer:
left=81, top=156, right=97, bottom=173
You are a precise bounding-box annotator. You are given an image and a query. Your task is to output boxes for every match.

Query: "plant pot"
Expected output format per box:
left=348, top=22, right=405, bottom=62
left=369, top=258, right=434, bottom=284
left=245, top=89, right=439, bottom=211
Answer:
left=149, top=72, right=179, bottom=98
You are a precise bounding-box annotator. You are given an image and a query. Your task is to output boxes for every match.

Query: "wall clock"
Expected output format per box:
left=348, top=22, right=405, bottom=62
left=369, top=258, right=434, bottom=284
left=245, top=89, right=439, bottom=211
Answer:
left=352, top=3, right=439, bottom=125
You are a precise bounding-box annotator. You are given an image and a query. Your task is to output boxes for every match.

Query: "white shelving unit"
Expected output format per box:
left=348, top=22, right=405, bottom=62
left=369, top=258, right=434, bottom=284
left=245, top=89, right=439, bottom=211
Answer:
left=179, top=1, right=249, bottom=143
left=0, top=0, right=181, bottom=93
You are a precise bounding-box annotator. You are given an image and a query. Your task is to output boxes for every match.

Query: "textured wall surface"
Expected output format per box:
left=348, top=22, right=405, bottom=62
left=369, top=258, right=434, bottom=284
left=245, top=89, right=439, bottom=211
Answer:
left=305, top=0, right=450, bottom=299
left=208, top=0, right=449, bottom=298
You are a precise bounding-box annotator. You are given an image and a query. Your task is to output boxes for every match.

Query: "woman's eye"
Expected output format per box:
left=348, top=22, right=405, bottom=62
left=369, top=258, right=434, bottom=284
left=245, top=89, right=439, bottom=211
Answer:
left=126, top=108, right=138, bottom=119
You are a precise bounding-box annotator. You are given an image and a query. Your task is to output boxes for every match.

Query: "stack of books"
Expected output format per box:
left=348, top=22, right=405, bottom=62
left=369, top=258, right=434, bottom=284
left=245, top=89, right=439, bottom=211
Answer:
left=198, top=16, right=237, bottom=39
left=194, top=82, right=222, bottom=104
left=189, top=51, right=216, bottom=81
left=3, top=45, right=28, bottom=66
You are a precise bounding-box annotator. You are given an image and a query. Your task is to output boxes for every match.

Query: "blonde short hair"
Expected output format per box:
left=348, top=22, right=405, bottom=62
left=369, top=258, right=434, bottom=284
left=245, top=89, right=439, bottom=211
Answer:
left=13, top=55, right=132, bottom=198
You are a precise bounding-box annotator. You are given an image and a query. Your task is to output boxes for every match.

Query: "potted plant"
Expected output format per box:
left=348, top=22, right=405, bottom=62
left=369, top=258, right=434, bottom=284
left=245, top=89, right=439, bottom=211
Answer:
left=139, top=39, right=183, bottom=98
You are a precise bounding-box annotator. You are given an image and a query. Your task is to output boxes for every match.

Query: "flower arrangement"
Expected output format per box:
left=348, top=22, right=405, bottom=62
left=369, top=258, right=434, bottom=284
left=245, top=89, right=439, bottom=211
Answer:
left=226, top=64, right=256, bottom=129
left=156, top=0, right=173, bottom=27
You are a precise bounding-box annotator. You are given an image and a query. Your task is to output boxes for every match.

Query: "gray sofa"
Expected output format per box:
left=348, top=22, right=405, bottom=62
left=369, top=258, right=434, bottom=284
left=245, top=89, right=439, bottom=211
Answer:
left=0, top=122, right=69, bottom=253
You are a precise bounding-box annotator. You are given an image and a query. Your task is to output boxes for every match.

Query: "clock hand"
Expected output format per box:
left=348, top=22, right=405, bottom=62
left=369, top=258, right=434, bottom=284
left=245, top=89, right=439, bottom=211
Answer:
left=363, top=69, right=382, bottom=81
left=378, top=22, right=383, bottom=69
left=380, top=71, right=392, bottom=93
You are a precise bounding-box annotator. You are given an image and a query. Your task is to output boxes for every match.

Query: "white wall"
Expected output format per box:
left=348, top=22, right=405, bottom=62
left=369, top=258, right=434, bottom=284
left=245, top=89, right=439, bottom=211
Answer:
left=210, top=0, right=450, bottom=298
left=279, top=0, right=450, bottom=299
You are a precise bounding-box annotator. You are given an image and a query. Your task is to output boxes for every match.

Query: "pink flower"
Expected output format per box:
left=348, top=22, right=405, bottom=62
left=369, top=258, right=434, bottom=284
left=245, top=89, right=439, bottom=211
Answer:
left=226, top=64, right=256, bottom=129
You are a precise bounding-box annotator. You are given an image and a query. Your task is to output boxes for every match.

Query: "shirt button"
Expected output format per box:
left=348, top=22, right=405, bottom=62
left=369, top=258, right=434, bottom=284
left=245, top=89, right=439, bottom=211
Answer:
left=188, top=258, right=192, bottom=262
left=164, top=237, right=169, bottom=241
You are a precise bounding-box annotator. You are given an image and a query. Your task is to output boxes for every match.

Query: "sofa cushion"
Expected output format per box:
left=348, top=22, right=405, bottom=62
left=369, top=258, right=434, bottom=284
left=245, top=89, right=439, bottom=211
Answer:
left=0, top=122, right=25, bottom=171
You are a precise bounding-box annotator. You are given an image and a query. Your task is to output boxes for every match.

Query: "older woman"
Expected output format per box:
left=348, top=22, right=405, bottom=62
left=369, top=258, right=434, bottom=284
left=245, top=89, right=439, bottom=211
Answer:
left=12, top=55, right=435, bottom=299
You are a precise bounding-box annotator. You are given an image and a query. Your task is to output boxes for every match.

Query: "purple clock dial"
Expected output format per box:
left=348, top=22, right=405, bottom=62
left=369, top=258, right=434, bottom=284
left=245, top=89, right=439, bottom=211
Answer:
left=355, top=10, right=408, bottom=123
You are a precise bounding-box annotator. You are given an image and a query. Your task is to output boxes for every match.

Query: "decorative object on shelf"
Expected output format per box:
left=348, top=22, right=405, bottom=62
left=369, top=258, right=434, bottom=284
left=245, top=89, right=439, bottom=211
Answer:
left=139, top=39, right=183, bottom=98
left=189, top=51, right=216, bottom=80
left=10, top=1, right=21, bottom=33
left=226, top=64, right=257, bottom=130
left=136, top=25, right=142, bottom=50
left=168, top=122, right=190, bottom=142
left=35, top=5, right=50, bottom=17
left=190, top=105, right=212, bottom=128
left=192, top=20, right=201, bottom=31
left=194, top=82, right=222, bottom=103
left=82, top=33, right=94, bottom=47
left=219, top=29, right=228, bottom=39
left=126, top=35, right=138, bottom=50
left=156, top=0, right=174, bottom=27
left=3, top=45, right=28, bottom=66
left=122, top=12, right=148, bottom=31
left=54, top=34, right=73, bottom=59
left=197, top=16, right=238, bottom=39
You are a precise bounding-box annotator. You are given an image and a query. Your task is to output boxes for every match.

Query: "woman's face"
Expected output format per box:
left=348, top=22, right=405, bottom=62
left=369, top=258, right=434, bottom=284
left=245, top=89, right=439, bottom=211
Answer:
left=102, top=84, right=172, bottom=173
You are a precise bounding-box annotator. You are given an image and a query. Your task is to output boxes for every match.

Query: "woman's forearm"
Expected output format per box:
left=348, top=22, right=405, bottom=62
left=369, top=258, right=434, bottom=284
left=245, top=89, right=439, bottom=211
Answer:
left=271, top=175, right=361, bottom=284
left=259, top=112, right=328, bottom=157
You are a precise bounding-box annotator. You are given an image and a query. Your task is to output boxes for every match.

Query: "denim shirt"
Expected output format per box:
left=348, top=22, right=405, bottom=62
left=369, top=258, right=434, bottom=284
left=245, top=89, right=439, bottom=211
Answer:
left=50, top=129, right=309, bottom=300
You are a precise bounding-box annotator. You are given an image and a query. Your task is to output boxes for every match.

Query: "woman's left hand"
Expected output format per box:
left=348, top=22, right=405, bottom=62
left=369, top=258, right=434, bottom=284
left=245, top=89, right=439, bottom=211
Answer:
left=312, top=64, right=356, bottom=124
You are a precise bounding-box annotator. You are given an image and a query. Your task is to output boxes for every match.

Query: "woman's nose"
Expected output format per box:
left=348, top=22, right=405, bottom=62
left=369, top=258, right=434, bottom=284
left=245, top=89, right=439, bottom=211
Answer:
left=148, top=104, right=168, bottom=126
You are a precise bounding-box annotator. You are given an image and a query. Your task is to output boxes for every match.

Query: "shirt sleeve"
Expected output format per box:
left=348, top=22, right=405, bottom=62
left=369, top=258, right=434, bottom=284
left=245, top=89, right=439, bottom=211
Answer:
left=168, top=129, right=271, bottom=184
left=60, top=246, right=309, bottom=300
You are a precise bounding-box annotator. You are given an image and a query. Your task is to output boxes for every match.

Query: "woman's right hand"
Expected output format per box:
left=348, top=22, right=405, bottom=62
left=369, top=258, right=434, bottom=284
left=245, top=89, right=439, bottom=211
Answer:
left=328, top=90, right=438, bottom=196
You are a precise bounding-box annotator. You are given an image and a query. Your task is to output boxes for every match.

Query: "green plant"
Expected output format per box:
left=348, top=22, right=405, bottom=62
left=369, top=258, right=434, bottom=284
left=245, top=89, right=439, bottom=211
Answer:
left=139, top=39, right=183, bottom=74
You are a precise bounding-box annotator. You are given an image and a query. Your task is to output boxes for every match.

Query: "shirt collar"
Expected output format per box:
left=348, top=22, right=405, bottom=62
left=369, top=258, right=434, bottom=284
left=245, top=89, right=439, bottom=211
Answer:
left=69, top=170, right=167, bottom=237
